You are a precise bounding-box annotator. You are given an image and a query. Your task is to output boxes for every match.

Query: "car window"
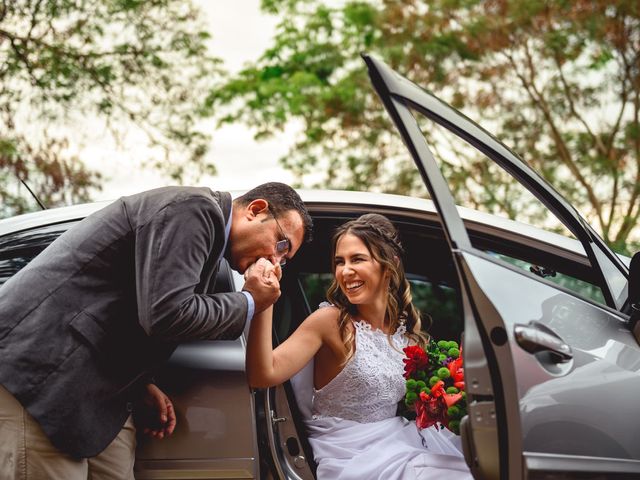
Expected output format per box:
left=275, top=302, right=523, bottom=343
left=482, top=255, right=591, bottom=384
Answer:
left=0, top=222, right=75, bottom=286
left=410, top=109, right=610, bottom=306
left=299, top=273, right=463, bottom=341
left=412, top=110, right=577, bottom=241
left=408, top=276, right=463, bottom=339
left=0, top=256, right=33, bottom=286
left=488, top=251, right=605, bottom=304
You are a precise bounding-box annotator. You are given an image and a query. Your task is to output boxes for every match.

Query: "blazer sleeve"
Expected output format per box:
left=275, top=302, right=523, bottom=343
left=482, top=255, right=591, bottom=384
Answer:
left=134, top=195, right=247, bottom=341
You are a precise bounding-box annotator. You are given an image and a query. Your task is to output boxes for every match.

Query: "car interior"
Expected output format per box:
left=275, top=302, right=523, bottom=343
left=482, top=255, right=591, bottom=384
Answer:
left=256, top=207, right=610, bottom=478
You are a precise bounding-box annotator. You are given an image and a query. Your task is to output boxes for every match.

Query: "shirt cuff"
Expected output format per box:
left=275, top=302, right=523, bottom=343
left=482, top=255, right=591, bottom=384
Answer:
left=241, top=291, right=255, bottom=323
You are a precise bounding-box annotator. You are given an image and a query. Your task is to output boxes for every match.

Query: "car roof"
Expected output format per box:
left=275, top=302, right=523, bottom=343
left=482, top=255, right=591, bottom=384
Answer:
left=0, top=189, right=592, bottom=259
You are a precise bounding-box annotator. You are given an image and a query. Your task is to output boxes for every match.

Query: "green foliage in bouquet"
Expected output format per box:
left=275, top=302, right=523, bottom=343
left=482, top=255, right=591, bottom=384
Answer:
left=402, top=340, right=466, bottom=434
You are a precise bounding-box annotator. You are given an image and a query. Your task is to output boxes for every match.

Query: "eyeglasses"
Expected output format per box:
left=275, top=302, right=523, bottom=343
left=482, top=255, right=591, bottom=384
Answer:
left=270, top=209, right=291, bottom=267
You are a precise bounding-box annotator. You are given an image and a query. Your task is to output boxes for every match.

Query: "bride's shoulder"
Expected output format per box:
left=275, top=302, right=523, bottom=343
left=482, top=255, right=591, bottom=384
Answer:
left=317, top=301, right=337, bottom=312
left=303, top=302, right=340, bottom=328
left=313, top=301, right=340, bottom=317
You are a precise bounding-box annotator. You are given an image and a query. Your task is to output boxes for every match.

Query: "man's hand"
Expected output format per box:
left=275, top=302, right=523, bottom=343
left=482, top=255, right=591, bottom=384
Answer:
left=139, top=384, right=176, bottom=439
left=243, top=258, right=282, bottom=313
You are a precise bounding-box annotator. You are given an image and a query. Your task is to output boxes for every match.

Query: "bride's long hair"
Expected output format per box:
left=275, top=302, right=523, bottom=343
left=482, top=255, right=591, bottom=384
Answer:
left=326, top=213, right=428, bottom=363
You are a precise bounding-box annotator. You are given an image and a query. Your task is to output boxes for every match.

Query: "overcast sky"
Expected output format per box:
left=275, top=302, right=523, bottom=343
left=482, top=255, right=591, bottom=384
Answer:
left=90, top=0, right=297, bottom=201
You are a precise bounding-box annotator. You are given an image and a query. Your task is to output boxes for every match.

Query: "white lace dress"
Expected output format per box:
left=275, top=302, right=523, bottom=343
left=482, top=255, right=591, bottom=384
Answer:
left=300, top=318, right=472, bottom=480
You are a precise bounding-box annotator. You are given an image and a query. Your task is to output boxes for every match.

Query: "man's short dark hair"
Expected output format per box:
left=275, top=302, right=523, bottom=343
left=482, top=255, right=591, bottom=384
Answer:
left=234, top=182, right=313, bottom=243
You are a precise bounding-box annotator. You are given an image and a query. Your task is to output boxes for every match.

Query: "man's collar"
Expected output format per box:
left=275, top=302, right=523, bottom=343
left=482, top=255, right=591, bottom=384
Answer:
left=222, top=206, right=232, bottom=261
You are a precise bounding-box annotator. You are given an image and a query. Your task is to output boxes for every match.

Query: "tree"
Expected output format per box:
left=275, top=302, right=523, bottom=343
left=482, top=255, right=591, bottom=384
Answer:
left=210, top=0, right=640, bottom=253
left=1, top=0, right=221, bottom=217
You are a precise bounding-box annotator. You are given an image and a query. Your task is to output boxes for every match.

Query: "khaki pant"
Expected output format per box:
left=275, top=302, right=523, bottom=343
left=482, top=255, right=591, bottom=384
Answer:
left=0, top=385, right=136, bottom=480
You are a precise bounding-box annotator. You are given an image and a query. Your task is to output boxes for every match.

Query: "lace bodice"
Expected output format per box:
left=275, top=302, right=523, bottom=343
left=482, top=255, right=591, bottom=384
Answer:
left=311, top=319, right=408, bottom=423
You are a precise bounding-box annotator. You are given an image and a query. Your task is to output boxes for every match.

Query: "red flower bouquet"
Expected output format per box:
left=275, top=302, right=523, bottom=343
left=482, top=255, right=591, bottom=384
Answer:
left=402, top=340, right=466, bottom=435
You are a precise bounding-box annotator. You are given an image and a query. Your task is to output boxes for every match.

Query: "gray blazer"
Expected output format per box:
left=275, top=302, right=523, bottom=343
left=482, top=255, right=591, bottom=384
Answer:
left=0, top=186, right=248, bottom=458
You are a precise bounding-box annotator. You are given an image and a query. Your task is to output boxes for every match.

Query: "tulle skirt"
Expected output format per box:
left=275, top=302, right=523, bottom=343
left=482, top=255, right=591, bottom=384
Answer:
left=305, top=416, right=473, bottom=480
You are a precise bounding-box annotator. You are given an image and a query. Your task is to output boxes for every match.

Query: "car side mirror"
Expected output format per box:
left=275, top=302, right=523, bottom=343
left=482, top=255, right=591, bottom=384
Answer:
left=628, top=252, right=640, bottom=342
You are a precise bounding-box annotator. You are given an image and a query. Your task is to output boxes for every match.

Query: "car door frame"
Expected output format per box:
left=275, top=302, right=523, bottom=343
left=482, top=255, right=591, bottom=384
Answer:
left=362, top=54, right=628, bottom=312
left=362, top=54, right=635, bottom=479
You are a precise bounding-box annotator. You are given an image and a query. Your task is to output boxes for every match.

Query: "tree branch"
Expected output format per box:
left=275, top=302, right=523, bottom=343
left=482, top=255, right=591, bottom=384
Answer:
left=605, top=170, right=618, bottom=239
left=552, top=54, right=608, bottom=157
left=2, top=31, right=40, bottom=86
left=606, top=27, right=634, bottom=156
left=0, top=26, right=158, bottom=66
left=505, top=42, right=605, bottom=230
left=0, top=0, right=7, bottom=23
left=618, top=59, right=640, bottom=243
left=623, top=51, right=640, bottom=166
left=603, top=55, right=634, bottom=241
left=613, top=84, right=640, bottom=247
left=28, top=0, right=44, bottom=38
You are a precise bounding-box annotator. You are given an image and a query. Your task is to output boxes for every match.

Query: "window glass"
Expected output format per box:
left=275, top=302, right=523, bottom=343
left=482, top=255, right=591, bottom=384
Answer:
left=299, top=273, right=332, bottom=313
left=409, top=108, right=608, bottom=305
left=488, top=251, right=605, bottom=304
left=299, top=273, right=462, bottom=341
left=411, top=109, right=576, bottom=241
left=409, top=277, right=462, bottom=341
left=0, top=222, right=74, bottom=286
left=0, top=256, right=35, bottom=286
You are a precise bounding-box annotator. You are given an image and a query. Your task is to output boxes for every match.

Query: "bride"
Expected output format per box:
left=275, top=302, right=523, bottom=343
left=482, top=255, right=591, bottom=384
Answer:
left=246, top=213, right=472, bottom=479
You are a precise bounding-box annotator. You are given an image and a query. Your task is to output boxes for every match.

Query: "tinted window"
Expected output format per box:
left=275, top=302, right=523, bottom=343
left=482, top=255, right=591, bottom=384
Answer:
left=489, top=251, right=605, bottom=304
left=0, top=222, right=76, bottom=286
left=299, top=273, right=463, bottom=341
left=0, top=257, right=33, bottom=286
left=410, top=108, right=610, bottom=306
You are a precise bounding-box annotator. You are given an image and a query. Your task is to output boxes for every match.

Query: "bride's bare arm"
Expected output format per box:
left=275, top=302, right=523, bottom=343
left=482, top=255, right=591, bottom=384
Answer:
left=246, top=300, right=337, bottom=388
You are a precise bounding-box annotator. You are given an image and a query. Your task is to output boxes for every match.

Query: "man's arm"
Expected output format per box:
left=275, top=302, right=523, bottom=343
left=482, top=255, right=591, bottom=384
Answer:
left=134, top=195, right=249, bottom=341
left=135, top=384, right=177, bottom=439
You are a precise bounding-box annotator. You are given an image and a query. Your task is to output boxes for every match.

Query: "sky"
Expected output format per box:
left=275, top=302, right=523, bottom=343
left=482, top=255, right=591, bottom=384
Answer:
left=89, top=0, right=297, bottom=201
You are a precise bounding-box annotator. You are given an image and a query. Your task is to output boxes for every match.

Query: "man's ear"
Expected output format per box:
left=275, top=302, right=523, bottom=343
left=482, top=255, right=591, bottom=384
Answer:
left=246, top=199, right=269, bottom=219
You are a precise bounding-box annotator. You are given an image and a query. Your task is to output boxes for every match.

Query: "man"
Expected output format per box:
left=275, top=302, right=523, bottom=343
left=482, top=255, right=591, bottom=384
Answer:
left=0, top=182, right=313, bottom=479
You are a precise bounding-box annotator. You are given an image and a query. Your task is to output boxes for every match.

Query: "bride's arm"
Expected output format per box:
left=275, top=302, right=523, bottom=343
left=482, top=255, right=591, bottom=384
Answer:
left=246, top=300, right=336, bottom=388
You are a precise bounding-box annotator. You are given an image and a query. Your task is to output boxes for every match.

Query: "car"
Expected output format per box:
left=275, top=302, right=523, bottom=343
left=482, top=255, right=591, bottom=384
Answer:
left=1, top=55, right=639, bottom=480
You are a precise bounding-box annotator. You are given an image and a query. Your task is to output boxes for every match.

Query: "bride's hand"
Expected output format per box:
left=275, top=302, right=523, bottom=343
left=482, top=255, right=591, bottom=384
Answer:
left=261, top=258, right=282, bottom=282
left=243, top=258, right=282, bottom=313
left=245, top=257, right=281, bottom=282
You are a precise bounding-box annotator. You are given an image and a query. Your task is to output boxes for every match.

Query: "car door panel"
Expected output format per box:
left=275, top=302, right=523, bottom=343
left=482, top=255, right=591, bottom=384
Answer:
left=461, top=251, right=640, bottom=456
left=135, top=261, right=259, bottom=479
left=458, top=245, right=640, bottom=479
left=134, top=339, right=260, bottom=479
left=363, top=53, right=639, bottom=479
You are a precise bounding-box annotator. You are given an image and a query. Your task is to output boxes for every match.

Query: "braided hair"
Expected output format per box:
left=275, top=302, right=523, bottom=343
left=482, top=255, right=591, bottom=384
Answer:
left=326, top=213, right=428, bottom=363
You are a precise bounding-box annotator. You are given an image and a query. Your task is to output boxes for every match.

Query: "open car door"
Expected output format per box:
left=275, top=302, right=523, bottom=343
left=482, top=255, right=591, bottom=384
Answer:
left=363, top=54, right=640, bottom=479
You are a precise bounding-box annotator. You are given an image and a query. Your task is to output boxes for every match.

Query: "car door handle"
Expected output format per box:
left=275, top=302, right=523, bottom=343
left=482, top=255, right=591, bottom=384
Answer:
left=514, top=323, right=573, bottom=363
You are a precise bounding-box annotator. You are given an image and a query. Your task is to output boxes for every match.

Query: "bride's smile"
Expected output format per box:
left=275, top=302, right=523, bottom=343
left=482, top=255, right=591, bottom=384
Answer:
left=334, top=233, right=388, bottom=308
